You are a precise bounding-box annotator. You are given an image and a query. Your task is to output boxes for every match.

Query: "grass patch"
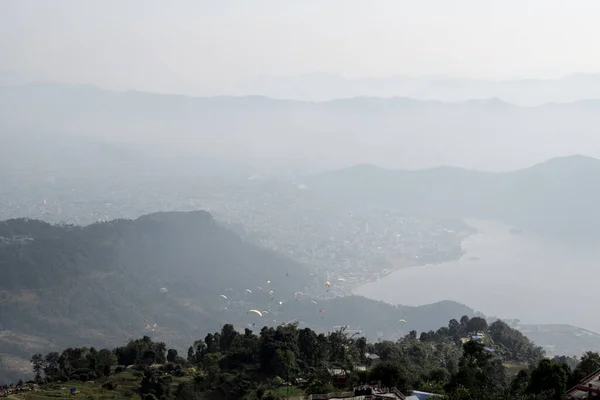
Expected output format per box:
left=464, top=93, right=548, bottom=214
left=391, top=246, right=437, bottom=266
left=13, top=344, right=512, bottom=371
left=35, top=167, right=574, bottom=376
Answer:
left=504, top=362, right=528, bottom=377
left=270, top=386, right=304, bottom=397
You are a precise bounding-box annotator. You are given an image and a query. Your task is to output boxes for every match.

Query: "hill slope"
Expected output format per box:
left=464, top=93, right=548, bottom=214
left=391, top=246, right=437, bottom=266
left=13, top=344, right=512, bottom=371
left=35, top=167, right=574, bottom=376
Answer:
left=304, top=155, right=600, bottom=237
left=0, top=211, right=475, bottom=382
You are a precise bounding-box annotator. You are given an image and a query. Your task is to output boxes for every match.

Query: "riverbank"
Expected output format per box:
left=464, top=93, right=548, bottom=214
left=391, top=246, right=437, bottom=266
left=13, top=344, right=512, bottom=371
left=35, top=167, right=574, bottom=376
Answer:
left=346, top=226, right=477, bottom=291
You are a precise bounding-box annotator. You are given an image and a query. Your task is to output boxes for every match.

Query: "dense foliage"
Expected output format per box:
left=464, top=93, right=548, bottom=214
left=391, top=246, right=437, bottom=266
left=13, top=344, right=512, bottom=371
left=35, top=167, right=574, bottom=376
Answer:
left=12, top=316, right=596, bottom=399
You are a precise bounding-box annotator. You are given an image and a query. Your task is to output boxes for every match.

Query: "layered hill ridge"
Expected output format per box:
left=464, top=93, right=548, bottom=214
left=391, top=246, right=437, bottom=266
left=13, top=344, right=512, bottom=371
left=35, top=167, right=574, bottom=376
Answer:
left=4, top=83, right=600, bottom=171
left=305, top=155, right=600, bottom=238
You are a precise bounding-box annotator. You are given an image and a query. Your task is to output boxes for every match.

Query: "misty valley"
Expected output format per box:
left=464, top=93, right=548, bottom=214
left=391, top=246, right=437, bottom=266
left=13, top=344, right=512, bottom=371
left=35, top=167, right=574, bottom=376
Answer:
left=3, top=133, right=600, bottom=382
left=5, top=4, right=600, bottom=396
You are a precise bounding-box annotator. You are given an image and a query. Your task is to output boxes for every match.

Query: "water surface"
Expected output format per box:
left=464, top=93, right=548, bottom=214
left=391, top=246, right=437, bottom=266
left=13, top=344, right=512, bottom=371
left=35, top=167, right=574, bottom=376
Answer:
left=354, top=219, right=600, bottom=332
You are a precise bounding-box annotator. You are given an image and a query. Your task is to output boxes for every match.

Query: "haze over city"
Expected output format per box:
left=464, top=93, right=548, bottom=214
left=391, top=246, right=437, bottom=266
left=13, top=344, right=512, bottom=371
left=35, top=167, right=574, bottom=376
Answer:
left=2, top=1, right=600, bottom=398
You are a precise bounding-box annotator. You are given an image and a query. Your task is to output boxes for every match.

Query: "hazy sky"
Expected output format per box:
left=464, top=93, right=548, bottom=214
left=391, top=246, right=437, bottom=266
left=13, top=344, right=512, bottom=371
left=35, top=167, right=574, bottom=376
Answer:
left=2, top=0, right=600, bottom=94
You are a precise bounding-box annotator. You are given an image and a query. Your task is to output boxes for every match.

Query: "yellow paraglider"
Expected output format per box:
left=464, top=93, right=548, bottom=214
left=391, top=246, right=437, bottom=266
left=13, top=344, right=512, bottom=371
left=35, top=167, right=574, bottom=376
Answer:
left=248, top=309, right=263, bottom=317
left=325, top=281, right=331, bottom=287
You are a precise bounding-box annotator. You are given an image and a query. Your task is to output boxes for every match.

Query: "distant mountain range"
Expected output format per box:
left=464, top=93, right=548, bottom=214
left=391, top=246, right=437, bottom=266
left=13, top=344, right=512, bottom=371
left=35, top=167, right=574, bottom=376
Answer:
left=2, top=83, right=600, bottom=171
left=305, top=155, right=600, bottom=238
left=0, top=210, right=475, bottom=381
left=226, top=73, right=600, bottom=106
left=7, top=71, right=600, bottom=106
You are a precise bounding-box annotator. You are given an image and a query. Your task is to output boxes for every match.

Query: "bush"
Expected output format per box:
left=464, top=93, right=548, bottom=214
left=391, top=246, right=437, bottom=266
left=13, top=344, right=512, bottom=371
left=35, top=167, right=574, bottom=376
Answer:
left=102, top=381, right=117, bottom=390
left=133, top=371, right=144, bottom=378
left=115, top=365, right=125, bottom=374
left=164, top=363, right=175, bottom=372
left=78, top=374, right=89, bottom=382
left=74, top=368, right=92, bottom=376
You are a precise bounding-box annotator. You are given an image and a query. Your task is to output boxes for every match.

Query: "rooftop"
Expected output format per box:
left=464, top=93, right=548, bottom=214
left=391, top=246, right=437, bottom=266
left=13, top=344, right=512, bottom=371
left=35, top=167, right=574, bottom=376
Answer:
left=567, top=368, right=600, bottom=399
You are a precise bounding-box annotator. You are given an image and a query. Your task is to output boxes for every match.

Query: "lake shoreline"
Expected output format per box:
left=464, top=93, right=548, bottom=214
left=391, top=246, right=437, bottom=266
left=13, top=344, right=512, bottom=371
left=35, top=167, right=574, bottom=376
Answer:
left=349, top=225, right=478, bottom=291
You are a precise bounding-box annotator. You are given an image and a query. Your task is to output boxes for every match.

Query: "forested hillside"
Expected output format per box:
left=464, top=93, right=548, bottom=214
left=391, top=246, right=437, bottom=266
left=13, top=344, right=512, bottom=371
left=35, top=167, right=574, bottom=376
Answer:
left=5, top=317, right=598, bottom=400
left=0, top=211, right=474, bottom=383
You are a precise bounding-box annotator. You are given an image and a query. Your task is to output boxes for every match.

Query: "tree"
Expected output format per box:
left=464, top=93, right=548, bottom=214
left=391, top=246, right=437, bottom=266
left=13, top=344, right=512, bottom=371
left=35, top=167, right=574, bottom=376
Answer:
left=488, top=320, right=545, bottom=363
left=142, top=350, right=157, bottom=366
left=271, top=349, right=297, bottom=382
left=202, top=352, right=221, bottom=386
left=572, top=351, right=600, bottom=384
left=370, top=361, right=403, bottom=388
left=509, top=369, right=530, bottom=395
left=167, top=349, right=178, bottom=363
left=219, top=324, right=238, bottom=352
left=447, top=340, right=505, bottom=393
left=355, top=337, right=367, bottom=364
left=31, top=353, right=45, bottom=380
left=141, top=369, right=172, bottom=399
left=305, top=368, right=334, bottom=395
left=552, top=355, right=579, bottom=371
left=154, top=342, right=167, bottom=364
left=460, top=315, right=470, bottom=327
left=44, top=352, right=60, bottom=380
left=298, top=328, right=319, bottom=369
left=204, top=333, right=219, bottom=354
left=96, top=349, right=117, bottom=370
left=466, top=317, right=488, bottom=334
left=448, top=319, right=461, bottom=337
left=526, top=359, right=568, bottom=400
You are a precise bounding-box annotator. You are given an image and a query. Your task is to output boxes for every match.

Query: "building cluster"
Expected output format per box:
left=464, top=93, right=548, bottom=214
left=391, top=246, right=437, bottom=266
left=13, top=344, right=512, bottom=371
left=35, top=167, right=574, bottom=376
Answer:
left=206, top=183, right=469, bottom=291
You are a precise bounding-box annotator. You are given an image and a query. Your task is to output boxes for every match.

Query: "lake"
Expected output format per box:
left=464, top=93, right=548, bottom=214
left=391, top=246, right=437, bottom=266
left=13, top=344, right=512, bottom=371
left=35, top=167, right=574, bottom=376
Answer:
left=353, top=219, right=600, bottom=333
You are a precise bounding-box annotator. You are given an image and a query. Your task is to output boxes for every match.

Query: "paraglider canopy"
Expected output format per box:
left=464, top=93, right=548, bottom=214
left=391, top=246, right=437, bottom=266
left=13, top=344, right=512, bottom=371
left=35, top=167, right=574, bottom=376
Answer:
left=248, top=309, right=263, bottom=317
left=325, top=281, right=331, bottom=287
left=398, top=319, right=407, bottom=323
left=220, top=295, right=228, bottom=300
